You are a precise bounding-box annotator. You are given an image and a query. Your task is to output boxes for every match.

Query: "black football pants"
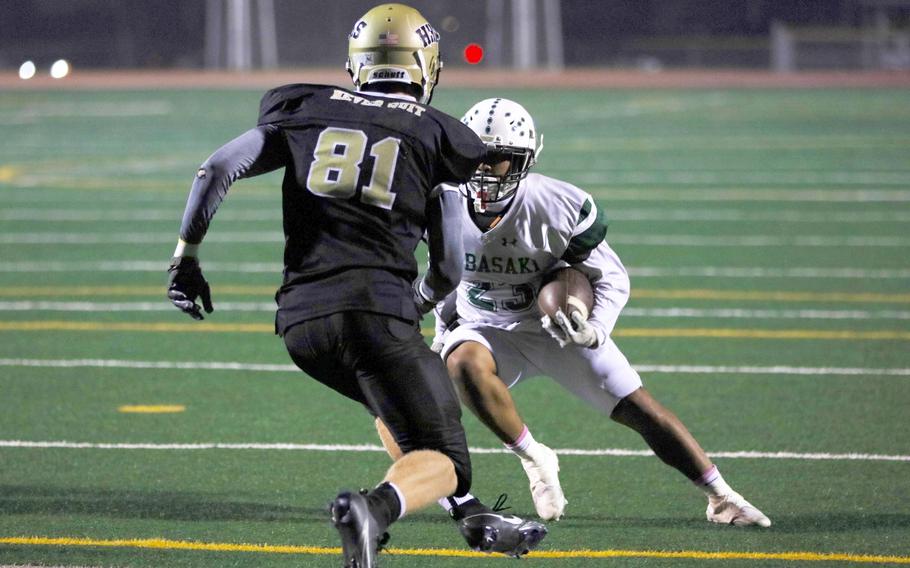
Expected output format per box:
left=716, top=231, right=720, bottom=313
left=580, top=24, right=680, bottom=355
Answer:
left=283, top=310, right=472, bottom=496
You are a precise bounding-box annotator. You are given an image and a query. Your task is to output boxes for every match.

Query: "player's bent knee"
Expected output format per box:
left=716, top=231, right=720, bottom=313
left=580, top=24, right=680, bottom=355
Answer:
left=426, top=439, right=472, bottom=497
left=446, top=341, right=494, bottom=381
left=394, top=428, right=472, bottom=497
left=403, top=449, right=458, bottom=485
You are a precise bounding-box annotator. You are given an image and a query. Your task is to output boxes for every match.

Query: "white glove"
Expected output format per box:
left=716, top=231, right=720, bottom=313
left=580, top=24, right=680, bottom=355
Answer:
left=541, top=313, right=570, bottom=348
left=542, top=309, right=599, bottom=348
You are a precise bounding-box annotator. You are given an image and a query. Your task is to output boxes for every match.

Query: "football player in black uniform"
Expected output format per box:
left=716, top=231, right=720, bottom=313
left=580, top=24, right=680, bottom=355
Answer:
left=167, top=3, right=545, bottom=566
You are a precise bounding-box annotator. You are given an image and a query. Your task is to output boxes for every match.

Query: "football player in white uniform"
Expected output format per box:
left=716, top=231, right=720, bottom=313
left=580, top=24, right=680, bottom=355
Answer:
left=430, top=98, right=770, bottom=528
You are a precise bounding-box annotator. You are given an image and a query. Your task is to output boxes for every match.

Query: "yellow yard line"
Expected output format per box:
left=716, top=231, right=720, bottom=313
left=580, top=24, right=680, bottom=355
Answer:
left=118, top=405, right=185, bottom=413
left=1, top=320, right=908, bottom=341
left=0, top=166, right=21, bottom=183
left=1, top=536, right=909, bottom=564
left=634, top=289, right=910, bottom=303
left=0, top=321, right=273, bottom=333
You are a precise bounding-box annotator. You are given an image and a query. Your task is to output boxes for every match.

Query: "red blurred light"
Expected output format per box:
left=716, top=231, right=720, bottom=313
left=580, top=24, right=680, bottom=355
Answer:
left=464, top=43, right=484, bottom=64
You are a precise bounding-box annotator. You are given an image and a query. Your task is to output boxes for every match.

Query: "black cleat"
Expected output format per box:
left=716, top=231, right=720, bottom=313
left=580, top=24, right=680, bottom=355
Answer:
left=329, top=490, right=389, bottom=568
left=458, top=512, right=548, bottom=557
left=450, top=494, right=548, bottom=557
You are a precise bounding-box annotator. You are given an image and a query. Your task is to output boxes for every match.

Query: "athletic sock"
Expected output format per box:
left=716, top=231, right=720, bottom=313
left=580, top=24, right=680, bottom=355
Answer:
left=367, top=481, right=404, bottom=529
left=438, top=493, right=486, bottom=520
left=694, top=465, right=734, bottom=498
left=505, top=425, right=539, bottom=461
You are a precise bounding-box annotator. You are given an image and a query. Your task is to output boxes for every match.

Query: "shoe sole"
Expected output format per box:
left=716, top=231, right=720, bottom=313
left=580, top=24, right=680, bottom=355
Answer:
left=514, top=523, right=548, bottom=556
left=707, top=509, right=772, bottom=528
left=466, top=515, right=549, bottom=557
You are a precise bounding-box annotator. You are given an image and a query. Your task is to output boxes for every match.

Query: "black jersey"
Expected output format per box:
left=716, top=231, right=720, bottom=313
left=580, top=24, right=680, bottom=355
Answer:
left=257, top=84, right=486, bottom=333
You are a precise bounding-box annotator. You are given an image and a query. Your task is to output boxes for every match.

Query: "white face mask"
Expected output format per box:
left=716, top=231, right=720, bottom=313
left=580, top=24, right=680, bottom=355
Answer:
left=467, top=176, right=517, bottom=213
left=465, top=146, right=534, bottom=213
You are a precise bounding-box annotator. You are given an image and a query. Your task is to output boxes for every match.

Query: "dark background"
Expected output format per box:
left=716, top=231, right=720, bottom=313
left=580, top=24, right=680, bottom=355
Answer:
left=1, top=0, right=908, bottom=70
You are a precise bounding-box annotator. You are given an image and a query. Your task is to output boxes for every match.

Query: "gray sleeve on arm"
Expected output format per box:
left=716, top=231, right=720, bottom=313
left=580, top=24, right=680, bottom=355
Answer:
left=179, top=124, right=286, bottom=244
left=419, top=189, right=464, bottom=303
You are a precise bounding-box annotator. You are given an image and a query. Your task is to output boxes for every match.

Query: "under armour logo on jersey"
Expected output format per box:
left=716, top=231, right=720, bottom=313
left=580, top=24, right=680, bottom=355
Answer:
left=501, top=237, right=517, bottom=246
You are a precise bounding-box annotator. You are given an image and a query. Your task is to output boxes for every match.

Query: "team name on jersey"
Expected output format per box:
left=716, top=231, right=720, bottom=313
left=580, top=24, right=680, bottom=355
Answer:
left=465, top=253, right=541, bottom=275
left=330, top=89, right=425, bottom=116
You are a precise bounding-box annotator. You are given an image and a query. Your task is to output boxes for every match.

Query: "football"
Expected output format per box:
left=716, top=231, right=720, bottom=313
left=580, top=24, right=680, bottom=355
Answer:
left=537, top=267, right=594, bottom=322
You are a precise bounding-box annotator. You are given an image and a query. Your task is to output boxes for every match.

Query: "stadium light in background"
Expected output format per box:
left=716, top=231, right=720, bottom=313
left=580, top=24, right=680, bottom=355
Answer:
left=464, top=43, right=484, bottom=65
left=50, top=59, right=70, bottom=79
left=19, top=61, right=36, bottom=80
left=441, top=15, right=459, bottom=33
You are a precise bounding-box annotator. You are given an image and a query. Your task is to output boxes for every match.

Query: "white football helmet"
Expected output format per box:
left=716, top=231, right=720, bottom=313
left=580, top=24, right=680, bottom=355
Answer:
left=461, top=98, right=543, bottom=212
left=346, top=3, right=442, bottom=105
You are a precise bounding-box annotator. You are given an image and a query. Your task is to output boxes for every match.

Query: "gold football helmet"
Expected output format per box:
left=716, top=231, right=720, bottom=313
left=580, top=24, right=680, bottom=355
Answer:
left=346, top=3, right=442, bottom=104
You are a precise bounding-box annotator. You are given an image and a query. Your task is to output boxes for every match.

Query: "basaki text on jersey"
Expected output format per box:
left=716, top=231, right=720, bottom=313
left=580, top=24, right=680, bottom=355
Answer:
left=465, top=253, right=542, bottom=275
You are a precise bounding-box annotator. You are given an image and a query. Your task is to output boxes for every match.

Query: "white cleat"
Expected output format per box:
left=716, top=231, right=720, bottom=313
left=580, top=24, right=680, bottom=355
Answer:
left=520, top=444, right=568, bottom=521
left=707, top=492, right=771, bottom=527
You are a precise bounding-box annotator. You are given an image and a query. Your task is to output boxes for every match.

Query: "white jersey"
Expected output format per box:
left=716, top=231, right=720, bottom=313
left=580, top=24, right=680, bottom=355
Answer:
left=437, top=173, right=630, bottom=345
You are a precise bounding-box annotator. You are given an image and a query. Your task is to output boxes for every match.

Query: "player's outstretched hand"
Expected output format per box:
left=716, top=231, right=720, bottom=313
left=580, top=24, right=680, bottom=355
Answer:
left=167, top=256, right=214, bottom=320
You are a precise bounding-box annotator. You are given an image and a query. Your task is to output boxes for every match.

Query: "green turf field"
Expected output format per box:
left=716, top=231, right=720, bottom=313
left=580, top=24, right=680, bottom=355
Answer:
left=1, top=85, right=909, bottom=567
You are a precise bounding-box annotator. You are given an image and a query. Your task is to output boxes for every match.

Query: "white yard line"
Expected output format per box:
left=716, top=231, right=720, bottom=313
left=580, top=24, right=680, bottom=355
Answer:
left=630, top=266, right=910, bottom=279
left=2, top=231, right=908, bottom=247
left=0, top=191, right=271, bottom=203
left=561, top=137, right=910, bottom=151
left=610, top=234, right=910, bottom=247
left=564, top=93, right=732, bottom=121
left=0, top=261, right=282, bottom=273
left=2, top=302, right=908, bottom=321
left=1, top=262, right=907, bottom=280
left=594, top=188, right=910, bottom=202
left=3, top=187, right=910, bottom=203
left=0, top=439, right=907, bottom=462
left=620, top=307, right=910, bottom=320
left=0, top=209, right=279, bottom=222
left=609, top=208, right=910, bottom=223
left=0, top=358, right=298, bottom=372
left=573, top=171, right=910, bottom=186
left=0, top=232, right=284, bottom=244
left=2, top=358, right=908, bottom=377
left=4, top=207, right=908, bottom=224
left=0, top=101, right=173, bottom=121
left=0, top=301, right=276, bottom=312
left=0, top=565, right=107, bottom=568
left=632, top=364, right=910, bottom=376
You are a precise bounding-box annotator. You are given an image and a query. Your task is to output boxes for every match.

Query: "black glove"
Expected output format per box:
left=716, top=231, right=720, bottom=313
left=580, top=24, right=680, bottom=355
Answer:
left=167, top=256, right=213, bottom=320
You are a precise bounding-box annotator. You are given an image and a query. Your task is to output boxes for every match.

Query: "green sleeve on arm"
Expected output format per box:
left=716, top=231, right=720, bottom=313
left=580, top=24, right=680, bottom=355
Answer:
left=561, top=199, right=608, bottom=264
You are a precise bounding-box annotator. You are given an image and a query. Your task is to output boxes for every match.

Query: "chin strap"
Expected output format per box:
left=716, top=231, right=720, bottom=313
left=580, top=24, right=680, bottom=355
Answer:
left=473, top=193, right=487, bottom=213
left=470, top=178, right=518, bottom=214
